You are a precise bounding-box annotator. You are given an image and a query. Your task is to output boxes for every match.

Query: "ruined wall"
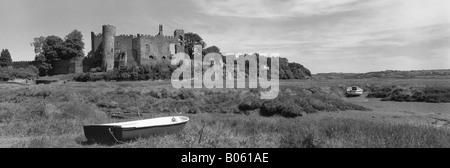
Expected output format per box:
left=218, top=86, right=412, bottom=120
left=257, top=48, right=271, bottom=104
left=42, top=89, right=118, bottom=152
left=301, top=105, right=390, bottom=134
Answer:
left=135, top=34, right=175, bottom=66
left=51, top=57, right=82, bottom=75
left=174, top=29, right=185, bottom=54
left=115, top=35, right=137, bottom=66
left=91, top=32, right=103, bottom=55
left=132, top=37, right=141, bottom=66
left=83, top=32, right=104, bottom=72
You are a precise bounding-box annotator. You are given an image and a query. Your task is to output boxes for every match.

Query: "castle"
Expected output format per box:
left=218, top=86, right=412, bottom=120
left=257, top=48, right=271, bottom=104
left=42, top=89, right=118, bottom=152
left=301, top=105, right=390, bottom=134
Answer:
left=90, top=24, right=185, bottom=71
left=13, top=24, right=186, bottom=74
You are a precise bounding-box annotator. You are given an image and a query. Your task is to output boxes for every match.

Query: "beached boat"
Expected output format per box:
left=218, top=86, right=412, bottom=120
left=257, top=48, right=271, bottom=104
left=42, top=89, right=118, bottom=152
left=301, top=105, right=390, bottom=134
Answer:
left=83, top=116, right=189, bottom=143
left=346, top=86, right=364, bottom=97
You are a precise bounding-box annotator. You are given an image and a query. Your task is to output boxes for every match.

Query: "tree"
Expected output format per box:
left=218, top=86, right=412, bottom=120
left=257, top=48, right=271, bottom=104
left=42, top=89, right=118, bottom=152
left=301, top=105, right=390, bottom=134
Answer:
left=34, top=53, right=52, bottom=76
left=34, top=35, right=63, bottom=76
left=184, top=32, right=206, bottom=58
left=30, top=36, right=46, bottom=55
left=42, top=35, right=64, bottom=62
left=62, top=29, right=84, bottom=59
left=0, top=49, right=13, bottom=67
left=202, top=45, right=221, bottom=55
left=31, top=30, right=85, bottom=76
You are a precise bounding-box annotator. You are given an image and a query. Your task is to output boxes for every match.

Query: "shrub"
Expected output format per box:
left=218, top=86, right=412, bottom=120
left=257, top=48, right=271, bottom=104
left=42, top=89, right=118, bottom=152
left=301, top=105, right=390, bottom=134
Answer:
left=372, top=86, right=450, bottom=103
left=0, top=67, right=38, bottom=80
left=260, top=97, right=303, bottom=118
left=238, top=99, right=261, bottom=111
left=367, top=85, right=396, bottom=98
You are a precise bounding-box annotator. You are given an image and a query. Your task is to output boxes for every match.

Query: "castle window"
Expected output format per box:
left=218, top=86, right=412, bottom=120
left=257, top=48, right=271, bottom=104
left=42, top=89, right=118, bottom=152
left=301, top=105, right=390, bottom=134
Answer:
left=179, top=35, right=183, bottom=41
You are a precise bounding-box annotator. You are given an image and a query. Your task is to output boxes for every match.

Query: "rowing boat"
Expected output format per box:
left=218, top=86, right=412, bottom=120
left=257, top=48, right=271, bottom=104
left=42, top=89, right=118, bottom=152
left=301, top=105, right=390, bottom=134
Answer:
left=83, top=116, right=189, bottom=143
left=346, top=86, right=364, bottom=97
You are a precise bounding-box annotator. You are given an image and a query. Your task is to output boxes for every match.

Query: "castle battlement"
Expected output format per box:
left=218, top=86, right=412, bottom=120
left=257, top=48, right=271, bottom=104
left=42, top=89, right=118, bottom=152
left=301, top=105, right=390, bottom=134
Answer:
left=13, top=61, right=34, bottom=63
left=137, top=34, right=154, bottom=38
left=93, top=33, right=102, bottom=38
left=117, top=34, right=134, bottom=38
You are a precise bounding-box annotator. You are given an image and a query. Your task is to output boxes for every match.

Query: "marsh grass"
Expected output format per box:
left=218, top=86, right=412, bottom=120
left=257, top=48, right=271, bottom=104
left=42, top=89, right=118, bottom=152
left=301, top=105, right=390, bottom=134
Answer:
left=2, top=79, right=450, bottom=148
left=106, top=114, right=450, bottom=148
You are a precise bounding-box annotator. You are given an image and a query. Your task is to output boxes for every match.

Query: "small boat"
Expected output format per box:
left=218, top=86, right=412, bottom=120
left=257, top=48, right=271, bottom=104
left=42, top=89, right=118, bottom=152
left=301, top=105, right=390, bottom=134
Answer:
left=83, top=116, right=189, bottom=144
left=346, top=86, right=363, bottom=97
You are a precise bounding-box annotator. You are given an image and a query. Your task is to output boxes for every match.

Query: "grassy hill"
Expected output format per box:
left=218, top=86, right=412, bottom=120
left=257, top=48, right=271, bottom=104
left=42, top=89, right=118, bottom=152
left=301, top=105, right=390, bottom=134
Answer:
left=314, top=69, right=450, bottom=79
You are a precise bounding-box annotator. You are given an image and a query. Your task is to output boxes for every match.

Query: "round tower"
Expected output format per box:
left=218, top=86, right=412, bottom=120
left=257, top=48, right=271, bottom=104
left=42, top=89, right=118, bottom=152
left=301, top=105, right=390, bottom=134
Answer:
left=102, top=25, right=116, bottom=71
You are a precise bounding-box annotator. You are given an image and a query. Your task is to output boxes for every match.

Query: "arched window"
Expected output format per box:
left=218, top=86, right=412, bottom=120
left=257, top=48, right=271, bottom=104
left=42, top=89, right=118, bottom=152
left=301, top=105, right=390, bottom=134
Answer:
left=179, top=35, right=183, bottom=41
left=145, top=44, right=151, bottom=56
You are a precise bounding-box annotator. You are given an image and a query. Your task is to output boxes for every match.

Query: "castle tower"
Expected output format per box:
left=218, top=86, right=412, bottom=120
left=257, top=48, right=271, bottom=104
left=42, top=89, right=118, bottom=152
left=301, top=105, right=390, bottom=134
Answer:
left=158, top=25, right=163, bottom=36
left=102, top=25, right=116, bottom=71
left=174, top=29, right=185, bottom=53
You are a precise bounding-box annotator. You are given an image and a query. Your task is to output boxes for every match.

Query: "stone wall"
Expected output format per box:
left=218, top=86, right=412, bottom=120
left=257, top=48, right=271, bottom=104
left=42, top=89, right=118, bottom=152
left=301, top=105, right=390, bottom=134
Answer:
left=51, top=57, right=83, bottom=75
left=115, top=35, right=136, bottom=66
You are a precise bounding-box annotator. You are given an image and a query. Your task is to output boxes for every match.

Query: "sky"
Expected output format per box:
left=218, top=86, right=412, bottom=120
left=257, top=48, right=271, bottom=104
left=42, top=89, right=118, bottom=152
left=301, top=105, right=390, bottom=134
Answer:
left=0, top=0, right=449, bottom=73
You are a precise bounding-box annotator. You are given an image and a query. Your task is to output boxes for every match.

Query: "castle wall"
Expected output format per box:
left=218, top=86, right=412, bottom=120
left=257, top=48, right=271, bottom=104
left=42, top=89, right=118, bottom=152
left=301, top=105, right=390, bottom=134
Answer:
left=51, top=58, right=82, bottom=75
left=136, top=35, right=175, bottom=66
left=91, top=32, right=103, bottom=55
left=174, top=29, right=185, bottom=54
left=89, top=24, right=185, bottom=71
left=132, top=37, right=141, bottom=66
left=115, top=35, right=137, bottom=66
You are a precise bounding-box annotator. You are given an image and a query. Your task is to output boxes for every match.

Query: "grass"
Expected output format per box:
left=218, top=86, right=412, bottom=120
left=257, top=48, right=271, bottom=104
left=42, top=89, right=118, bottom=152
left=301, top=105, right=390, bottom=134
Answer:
left=67, top=114, right=450, bottom=148
left=1, top=78, right=450, bottom=148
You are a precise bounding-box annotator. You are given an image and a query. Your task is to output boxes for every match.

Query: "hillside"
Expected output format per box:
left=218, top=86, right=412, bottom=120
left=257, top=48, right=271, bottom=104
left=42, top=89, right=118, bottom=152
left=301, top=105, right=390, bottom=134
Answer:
left=314, top=69, right=450, bottom=79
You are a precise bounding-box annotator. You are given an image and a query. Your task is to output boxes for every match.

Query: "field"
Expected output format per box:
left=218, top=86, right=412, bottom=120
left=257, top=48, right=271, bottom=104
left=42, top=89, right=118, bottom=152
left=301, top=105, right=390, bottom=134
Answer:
left=1, top=78, right=450, bottom=148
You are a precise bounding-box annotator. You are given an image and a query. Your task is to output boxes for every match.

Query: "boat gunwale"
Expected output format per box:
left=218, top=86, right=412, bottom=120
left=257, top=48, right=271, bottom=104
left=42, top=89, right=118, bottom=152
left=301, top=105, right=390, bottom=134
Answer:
left=85, top=116, right=189, bottom=129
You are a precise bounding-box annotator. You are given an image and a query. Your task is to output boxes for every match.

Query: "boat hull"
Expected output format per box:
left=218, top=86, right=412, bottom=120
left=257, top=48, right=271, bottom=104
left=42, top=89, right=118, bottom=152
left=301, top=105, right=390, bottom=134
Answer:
left=346, top=92, right=363, bottom=97
left=83, top=119, right=188, bottom=144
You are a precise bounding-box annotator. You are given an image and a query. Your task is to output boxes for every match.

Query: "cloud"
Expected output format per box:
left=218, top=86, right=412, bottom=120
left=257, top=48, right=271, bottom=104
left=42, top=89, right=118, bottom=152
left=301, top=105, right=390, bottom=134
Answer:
left=192, top=0, right=365, bottom=18
left=1, top=0, right=449, bottom=73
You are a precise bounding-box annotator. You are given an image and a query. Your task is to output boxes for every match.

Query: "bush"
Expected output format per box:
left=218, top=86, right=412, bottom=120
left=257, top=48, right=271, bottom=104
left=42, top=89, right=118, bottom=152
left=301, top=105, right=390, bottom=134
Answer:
left=0, top=67, right=38, bottom=80
left=371, top=86, right=450, bottom=103
left=367, top=85, right=396, bottom=98
left=260, top=97, right=303, bottom=118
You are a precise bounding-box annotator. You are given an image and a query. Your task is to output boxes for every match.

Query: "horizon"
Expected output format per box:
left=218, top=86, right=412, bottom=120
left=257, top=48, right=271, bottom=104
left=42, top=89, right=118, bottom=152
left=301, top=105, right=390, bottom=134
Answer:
left=0, top=0, right=449, bottom=74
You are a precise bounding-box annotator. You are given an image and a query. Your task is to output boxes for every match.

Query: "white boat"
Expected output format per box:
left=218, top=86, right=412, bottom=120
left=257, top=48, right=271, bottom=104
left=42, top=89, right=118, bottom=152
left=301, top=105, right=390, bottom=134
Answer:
left=83, top=116, right=189, bottom=143
left=346, top=86, right=363, bottom=97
